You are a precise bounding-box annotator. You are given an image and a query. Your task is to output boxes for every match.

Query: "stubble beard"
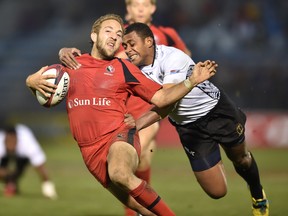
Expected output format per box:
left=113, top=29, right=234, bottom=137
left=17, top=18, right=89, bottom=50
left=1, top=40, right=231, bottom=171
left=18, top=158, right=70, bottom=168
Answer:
left=96, top=40, right=116, bottom=60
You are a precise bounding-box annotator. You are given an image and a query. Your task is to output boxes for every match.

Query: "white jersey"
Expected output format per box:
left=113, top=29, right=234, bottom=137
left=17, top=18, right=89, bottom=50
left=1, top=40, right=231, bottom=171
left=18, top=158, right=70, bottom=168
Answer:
left=139, top=45, right=220, bottom=125
left=0, top=124, right=46, bottom=166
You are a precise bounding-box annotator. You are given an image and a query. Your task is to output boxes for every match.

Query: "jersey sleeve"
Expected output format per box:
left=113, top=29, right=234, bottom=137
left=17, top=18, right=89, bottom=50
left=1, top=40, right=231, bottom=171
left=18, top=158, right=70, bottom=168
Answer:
left=159, top=26, right=189, bottom=52
left=0, top=131, right=5, bottom=160
left=16, top=124, right=46, bottom=166
left=121, top=59, right=162, bottom=103
left=162, top=49, right=194, bottom=85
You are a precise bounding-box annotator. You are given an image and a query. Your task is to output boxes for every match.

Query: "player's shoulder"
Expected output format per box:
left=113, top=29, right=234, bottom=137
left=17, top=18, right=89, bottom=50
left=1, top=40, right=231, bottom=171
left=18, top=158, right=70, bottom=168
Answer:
left=156, top=25, right=180, bottom=38
left=115, top=57, right=139, bottom=70
left=0, top=131, right=4, bottom=156
left=157, top=25, right=177, bottom=31
left=152, top=24, right=176, bottom=32
left=15, top=124, right=33, bottom=135
left=157, top=45, right=187, bottom=59
left=75, top=53, right=91, bottom=62
left=0, top=130, right=4, bottom=143
left=156, top=45, right=193, bottom=67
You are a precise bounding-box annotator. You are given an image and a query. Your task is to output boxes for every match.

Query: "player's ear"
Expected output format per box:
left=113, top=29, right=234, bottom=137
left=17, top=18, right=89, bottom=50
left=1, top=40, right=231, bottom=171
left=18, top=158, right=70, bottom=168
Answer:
left=126, top=5, right=131, bottom=15
left=91, top=32, right=97, bottom=43
left=150, top=4, right=156, bottom=15
left=145, top=36, right=154, bottom=48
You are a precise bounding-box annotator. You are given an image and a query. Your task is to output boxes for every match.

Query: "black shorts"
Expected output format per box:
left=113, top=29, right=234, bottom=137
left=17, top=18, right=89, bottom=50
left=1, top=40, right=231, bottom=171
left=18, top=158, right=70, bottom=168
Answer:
left=0, top=155, right=29, bottom=183
left=169, top=90, right=246, bottom=172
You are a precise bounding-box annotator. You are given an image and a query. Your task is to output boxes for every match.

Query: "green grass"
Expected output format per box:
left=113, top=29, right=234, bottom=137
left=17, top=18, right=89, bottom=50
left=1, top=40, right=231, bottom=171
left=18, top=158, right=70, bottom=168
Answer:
left=1, top=135, right=287, bottom=216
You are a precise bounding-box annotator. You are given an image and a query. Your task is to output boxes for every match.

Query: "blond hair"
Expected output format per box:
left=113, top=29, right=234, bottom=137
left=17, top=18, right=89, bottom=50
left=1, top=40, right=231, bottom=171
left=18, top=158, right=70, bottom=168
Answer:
left=91, top=14, right=124, bottom=34
left=125, top=0, right=156, bottom=5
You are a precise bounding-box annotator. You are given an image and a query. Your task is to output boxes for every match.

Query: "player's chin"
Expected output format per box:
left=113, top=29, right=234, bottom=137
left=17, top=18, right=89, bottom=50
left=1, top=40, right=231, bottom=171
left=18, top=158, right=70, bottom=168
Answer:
left=105, top=50, right=117, bottom=59
left=129, top=55, right=141, bottom=66
left=135, top=17, right=148, bottom=24
left=130, top=59, right=140, bottom=66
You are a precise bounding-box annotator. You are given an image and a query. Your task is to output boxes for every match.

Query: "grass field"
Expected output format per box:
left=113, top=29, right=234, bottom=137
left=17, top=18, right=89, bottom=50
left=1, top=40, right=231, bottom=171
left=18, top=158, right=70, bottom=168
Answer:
left=0, top=135, right=287, bottom=216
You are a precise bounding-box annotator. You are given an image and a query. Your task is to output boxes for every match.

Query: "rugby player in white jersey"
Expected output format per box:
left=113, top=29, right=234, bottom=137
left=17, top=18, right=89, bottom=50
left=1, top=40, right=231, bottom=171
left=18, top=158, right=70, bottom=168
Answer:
left=121, top=23, right=269, bottom=216
left=0, top=123, right=57, bottom=199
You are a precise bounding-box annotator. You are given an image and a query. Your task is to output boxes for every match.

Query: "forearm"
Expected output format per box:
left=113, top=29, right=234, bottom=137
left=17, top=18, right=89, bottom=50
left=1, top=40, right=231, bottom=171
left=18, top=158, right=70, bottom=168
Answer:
left=150, top=60, right=217, bottom=107
left=35, top=164, right=50, bottom=182
left=151, top=79, right=193, bottom=108
left=136, top=110, right=161, bottom=131
left=26, top=75, right=37, bottom=96
left=136, top=104, right=175, bottom=130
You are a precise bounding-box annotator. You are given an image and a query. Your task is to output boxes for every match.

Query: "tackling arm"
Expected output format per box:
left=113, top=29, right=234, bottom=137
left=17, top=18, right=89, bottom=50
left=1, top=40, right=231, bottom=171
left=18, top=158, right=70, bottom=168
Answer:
left=150, top=60, right=217, bottom=108
left=136, top=103, right=176, bottom=131
left=59, top=47, right=82, bottom=69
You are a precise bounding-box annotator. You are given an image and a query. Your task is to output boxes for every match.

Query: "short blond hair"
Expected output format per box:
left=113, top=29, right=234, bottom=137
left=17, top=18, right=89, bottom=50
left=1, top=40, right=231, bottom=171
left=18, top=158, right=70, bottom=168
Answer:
left=125, top=0, right=156, bottom=5
left=91, top=14, right=124, bottom=34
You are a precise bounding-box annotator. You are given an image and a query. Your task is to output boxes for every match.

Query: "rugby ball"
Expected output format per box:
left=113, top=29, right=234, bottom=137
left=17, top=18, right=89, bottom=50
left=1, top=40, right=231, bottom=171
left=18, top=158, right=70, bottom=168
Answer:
left=36, top=64, right=70, bottom=108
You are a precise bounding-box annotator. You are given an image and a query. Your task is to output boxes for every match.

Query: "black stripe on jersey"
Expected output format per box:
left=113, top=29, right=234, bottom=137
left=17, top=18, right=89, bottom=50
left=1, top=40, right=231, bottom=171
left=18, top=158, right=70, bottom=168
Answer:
left=117, top=58, right=140, bottom=83
left=163, top=31, right=175, bottom=47
left=127, top=128, right=136, bottom=146
left=158, top=26, right=176, bottom=47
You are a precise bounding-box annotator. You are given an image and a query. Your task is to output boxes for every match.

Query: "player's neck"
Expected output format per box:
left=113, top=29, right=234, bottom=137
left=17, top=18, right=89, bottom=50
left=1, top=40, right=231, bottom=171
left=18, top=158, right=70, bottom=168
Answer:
left=144, top=48, right=155, bottom=67
left=146, top=21, right=152, bottom=26
left=91, top=49, right=114, bottom=61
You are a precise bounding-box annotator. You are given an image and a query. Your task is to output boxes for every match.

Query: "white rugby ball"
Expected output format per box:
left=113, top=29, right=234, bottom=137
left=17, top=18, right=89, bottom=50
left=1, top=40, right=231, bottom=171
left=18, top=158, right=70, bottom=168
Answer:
left=36, top=64, right=70, bottom=108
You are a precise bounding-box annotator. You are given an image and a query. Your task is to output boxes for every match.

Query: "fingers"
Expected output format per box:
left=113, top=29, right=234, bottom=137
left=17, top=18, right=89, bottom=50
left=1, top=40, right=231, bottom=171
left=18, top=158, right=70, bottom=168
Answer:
left=42, top=83, right=56, bottom=94
left=37, top=89, right=52, bottom=98
left=42, top=73, right=56, bottom=80
left=35, top=80, right=56, bottom=97
left=39, top=66, right=48, bottom=74
left=71, top=48, right=82, bottom=56
left=29, top=67, right=57, bottom=96
left=124, top=113, right=136, bottom=128
left=61, top=53, right=81, bottom=70
left=201, top=60, right=218, bottom=75
left=59, top=48, right=81, bottom=70
left=210, top=69, right=217, bottom=77
left=205, top=60, right=217, bottom=68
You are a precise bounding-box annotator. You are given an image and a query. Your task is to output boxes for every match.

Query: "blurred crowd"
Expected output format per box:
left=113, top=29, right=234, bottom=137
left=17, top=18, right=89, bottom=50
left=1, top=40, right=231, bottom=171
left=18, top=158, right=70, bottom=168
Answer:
left=0, top=0, right=287, bottom=114
left=157, top=0, right=287, bottom=53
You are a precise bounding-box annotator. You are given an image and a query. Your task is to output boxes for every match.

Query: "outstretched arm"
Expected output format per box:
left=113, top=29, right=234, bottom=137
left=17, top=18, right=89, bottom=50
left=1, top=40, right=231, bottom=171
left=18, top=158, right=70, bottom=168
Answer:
left=136, top=104, right=176, bottom=131
left=150, top=60, right=217, bottom=108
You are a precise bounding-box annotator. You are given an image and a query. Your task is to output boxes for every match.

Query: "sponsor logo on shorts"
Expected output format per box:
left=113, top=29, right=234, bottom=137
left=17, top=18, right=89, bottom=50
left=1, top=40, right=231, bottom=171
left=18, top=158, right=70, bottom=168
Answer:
left=184, top=146, right=195, bottom=156
left=236, top=123, right=244, bottom=136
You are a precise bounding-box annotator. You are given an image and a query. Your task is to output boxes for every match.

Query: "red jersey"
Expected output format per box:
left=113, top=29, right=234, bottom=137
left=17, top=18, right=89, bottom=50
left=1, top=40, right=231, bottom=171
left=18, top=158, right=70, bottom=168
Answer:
left=149, top=24, right=188, bottom=51
left=65, top=54, right=162, bottom=146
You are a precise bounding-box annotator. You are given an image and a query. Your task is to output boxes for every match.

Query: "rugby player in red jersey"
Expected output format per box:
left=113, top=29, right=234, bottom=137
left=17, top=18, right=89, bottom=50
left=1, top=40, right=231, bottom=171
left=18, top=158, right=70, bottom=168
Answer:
left=58, top=2, right=191, bottom=215
left=26, top=14, right=217, bottom=216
